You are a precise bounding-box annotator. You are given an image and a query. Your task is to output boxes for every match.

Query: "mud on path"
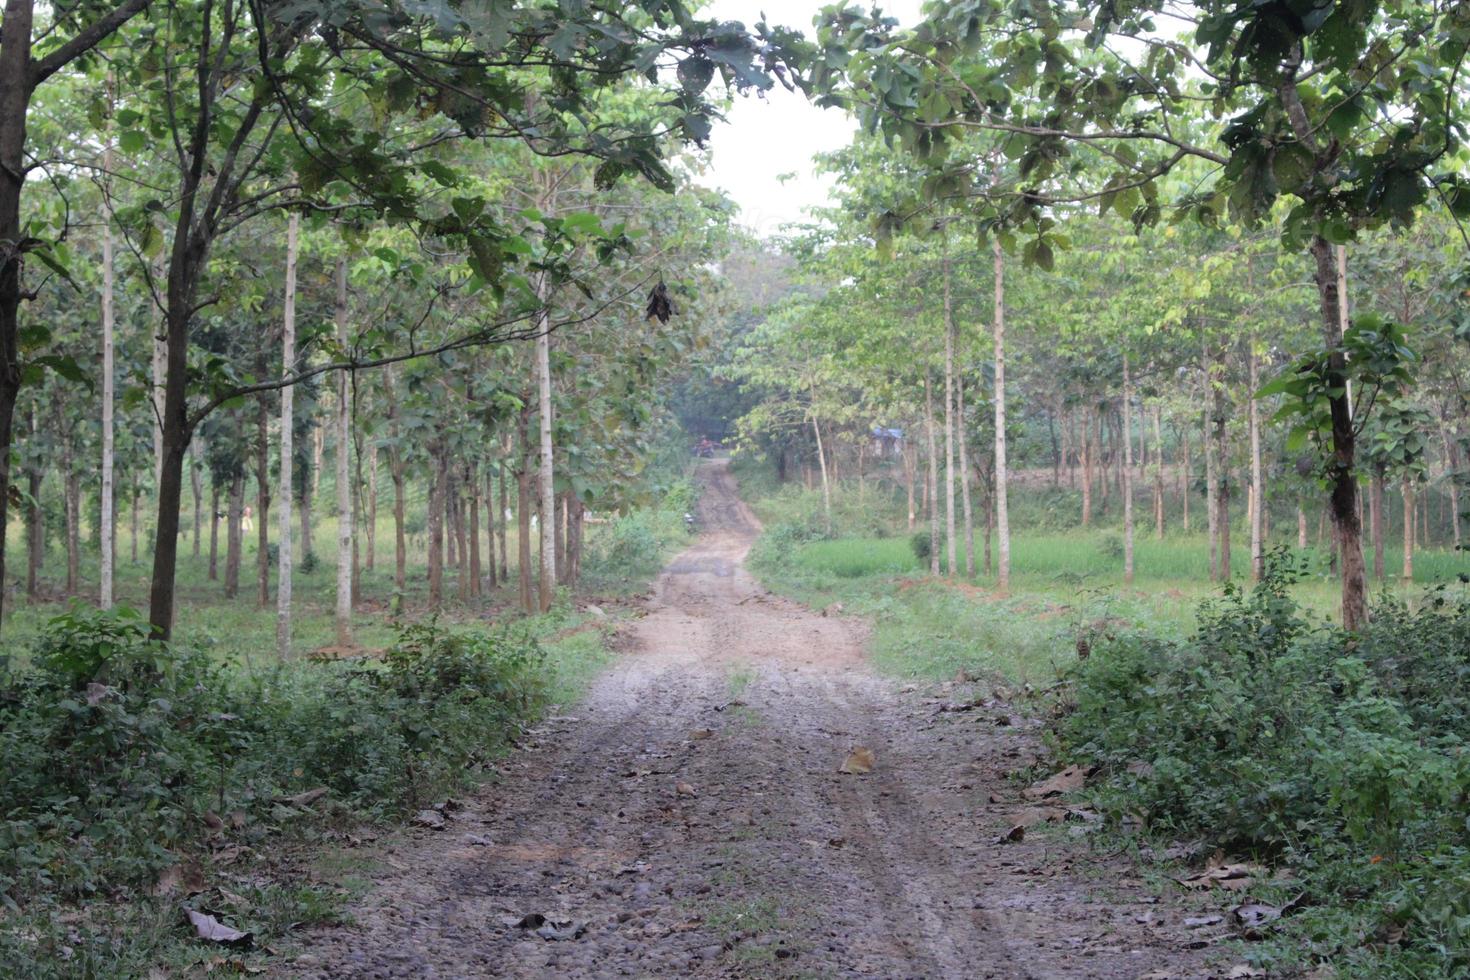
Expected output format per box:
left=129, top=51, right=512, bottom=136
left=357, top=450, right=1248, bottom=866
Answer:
left=287, top=460, right=1221, bottom=979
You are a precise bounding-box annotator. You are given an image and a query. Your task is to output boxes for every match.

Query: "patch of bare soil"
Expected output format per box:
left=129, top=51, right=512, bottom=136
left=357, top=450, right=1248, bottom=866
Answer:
left=283, top=461, right=1230, bottom=979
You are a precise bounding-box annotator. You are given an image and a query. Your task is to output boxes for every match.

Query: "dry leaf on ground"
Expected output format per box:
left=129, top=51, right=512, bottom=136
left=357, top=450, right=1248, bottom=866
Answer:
left=1176, top=853, right=1265, bottom=892
left=185, top=909, right=253, bottom=949
left=153, top=861, right=207, bottom=898
left=411, top=809, right=446, bottom=830
left=1022, top=765, right=1086, bottom=800
left=839, top=747, right=875, bottom=775
left=675, top=780, right=698, bottom=797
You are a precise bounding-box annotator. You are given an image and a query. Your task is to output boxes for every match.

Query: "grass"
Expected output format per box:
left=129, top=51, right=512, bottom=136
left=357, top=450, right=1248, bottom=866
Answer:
left=742, top=471, right=1470, bottom=686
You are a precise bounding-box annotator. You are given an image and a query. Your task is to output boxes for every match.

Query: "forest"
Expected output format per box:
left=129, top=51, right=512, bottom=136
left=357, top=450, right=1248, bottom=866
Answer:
left=1, top=0, right=1468, bottom=977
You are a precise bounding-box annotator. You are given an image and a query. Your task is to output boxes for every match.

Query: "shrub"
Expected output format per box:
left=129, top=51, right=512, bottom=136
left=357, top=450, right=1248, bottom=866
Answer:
left=1053, top=551, right=1470, bottom=974
left=910, top=530, right=946, bottom=562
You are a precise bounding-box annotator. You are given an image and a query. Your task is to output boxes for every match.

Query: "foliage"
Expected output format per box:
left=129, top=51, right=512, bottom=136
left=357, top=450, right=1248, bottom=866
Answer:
left=0, top=608, right=546, bottom=909
left=1055, top=553, right=1470, bottom=974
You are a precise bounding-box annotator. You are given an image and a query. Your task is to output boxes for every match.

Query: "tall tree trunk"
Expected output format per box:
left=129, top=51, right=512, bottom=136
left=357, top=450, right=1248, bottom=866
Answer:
left=366, top=444, right=377, bottom=572
left=904, top=438, right=916, bottom=530
left=958, top=374, right=976, bottom=579
left=1403, top=481, right=1415, bottom=581
left=1298, top=497, right=1309, bottom=549
left=333, top=259, right=353, bottom=646
left=1181, top=427, right=1192, bottom=534
left=208, top=484, right=220, bottom=581
left=568, top=495, right=585, bottom=586
left=383, top=365, right=406, bottom=603
left=498, top=456, right=510, bottom=585
left=534, top=291, right=557, bottom=613
left=516, top=410, right=534, bottom=613
left=225, top=471, right=243, bottom=599
left=555, top=491, right=568, bottom=585
left=428, top=444, right=445, bottom=610
left=1081, top=405, right=1094, bottom=527
left=1121, top=357, right=1135, bottom=586
left=256, top=393, right=271, bottom=607
left=485, top=467, right=498, bottom=590
left=1249, top=346, right=1265, bottom=581
left=1214, top=378, right=1231, bottom=582
left=1153, top=405, right=1166, bottom=539
left=25, top=409, right=42, bottom=598
left=1205, top=407, right=1219, bottom=582
left=130, top=475, right=140, bottom=566
left=100, top=206, right=116, bottom=607
left=468, top=463, right=481, bottom=597
left=60, top=419, right=79, bottom=594
left=1312, top=236, right=1368, bottom=629
left=445, top=482, right=459, bottom=568
left=1442, top=423, right=1463, bottom=550
left=277, top=212, right=298, bottom=659
left=190, top=443, right=203, bottom=557
left=351, top=429, right=364, bottom=606
left=455, top=476, right=470, bottom=601
left=1370, top=464, right=1386, bottom=580
left=992, top=237, right=1011, bottom=593
left=924, top=374, right=941, bottom=575
left=942, top=233, right=957, bottom=577
left=811, top=403, right=833, bottom=536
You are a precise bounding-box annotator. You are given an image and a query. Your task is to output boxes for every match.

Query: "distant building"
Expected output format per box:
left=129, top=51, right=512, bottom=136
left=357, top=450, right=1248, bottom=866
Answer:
left=870, top=427, right=904, bottom=458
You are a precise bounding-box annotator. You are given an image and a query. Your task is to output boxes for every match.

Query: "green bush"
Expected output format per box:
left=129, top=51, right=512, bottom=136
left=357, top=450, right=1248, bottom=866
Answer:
left=1054, top=552, right=1470, bottom=975
left=0, top=608, right=546, bottom=910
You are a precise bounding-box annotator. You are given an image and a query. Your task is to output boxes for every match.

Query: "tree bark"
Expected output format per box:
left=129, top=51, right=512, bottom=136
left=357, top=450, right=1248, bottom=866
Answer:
left=100, top=203, right=116, bottom=607
left=942, top=233, right=957, bottom=576
left=517, top=409, right=534, bottom=612
left=1248, top=345, right=1265, bottom=581
left=428, top=444, right=445, bottom=610
left=811, top=405, right=833, bottom=536
left=958, top=373, right=976, bottom=579
left=366, top=444, right=377, bottom=572
left=1370, top=464, right=1386, bottom=580
left=208, top=483, right=220, bottom=581
left=1312, top=236, right=1368, bottom=628
left=333, top=258, right=353, bottom=646
left=1153, top=405, right=1165, bottom=539
left=498, top=456, right=510, bottom=585
left=1121, top=357, right=1135, bottom=586
left=190, top=442, right=203, bottom=557
left=277, top=212, right=298, bottom=659
left=225, top=470, right=243, bottom=599
left=62, top=424, right=79, bottom=594
left=1081, top=405, right=1094, bottom=527
left=535, top=290, right=557, bottom=613
left=255, top=392, right=271, bottom=607
left=1204, top=406, right=1219, bottom=582
left=924, top=373, right=941, bottom=575
left=1403, top=481, right=1415, bottom=581
left=992, top=237, right=1010, bottom=593
left=468, top=463, right=481, bottom=597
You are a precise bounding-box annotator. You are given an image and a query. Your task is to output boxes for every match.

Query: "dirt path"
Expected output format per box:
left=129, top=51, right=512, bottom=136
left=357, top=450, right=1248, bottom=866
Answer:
left=286, top=461, right=1223, bottom=979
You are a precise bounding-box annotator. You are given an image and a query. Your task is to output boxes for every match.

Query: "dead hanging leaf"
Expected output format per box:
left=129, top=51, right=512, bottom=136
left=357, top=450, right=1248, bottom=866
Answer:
left=645, top=281, right=674, bottom=324
left=675, top=781, right=698, bottom=798
left=412, top=809, right=447, bottom=829
left=1176, top=853, right=1266, bottom=892
left=153, top=861, right=207, bottom=898
left=839, top=747, right=875, bottom=775
left=1022, top=765, right=1087, bottom=800
left=185, top=909, right=253, bottom=949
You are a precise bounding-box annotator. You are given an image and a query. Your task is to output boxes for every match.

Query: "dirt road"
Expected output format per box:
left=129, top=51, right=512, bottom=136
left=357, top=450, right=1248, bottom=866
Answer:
left=287, top=460, right=1220, bottom=979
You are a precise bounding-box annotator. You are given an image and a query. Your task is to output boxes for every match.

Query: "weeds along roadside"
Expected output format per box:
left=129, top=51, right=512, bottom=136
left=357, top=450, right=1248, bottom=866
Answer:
left=0, top=477, right=696, bottom=977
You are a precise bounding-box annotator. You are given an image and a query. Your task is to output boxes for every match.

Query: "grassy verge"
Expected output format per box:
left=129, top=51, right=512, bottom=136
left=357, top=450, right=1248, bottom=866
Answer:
left=0, top=478, right=696, bottom=977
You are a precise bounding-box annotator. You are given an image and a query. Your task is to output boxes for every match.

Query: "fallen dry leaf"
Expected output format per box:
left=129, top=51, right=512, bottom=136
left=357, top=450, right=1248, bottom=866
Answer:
left=839, top=747, right=875, bottom=775
left=994, top=823, right=1026, bottom=844
left=153, top=861, right=207, bottom=898
left=185, top=909, right=252, bottom=949
left=1022, top=765, right=1086, bottom=800
left=1176, top=853, right=1266, bottom=892
left=1010, top=807, right=1066, bottom=828
left=675, top=781, right=698, bottom=797
left=689, top=729, right=714, bottom=741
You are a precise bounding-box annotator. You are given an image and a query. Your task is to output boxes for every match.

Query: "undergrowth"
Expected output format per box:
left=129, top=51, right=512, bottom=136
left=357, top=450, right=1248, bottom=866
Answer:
left=1054, top=550, right=1470, bottom=977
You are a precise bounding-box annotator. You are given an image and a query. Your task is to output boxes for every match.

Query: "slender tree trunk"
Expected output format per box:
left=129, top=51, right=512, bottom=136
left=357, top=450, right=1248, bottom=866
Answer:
left=1205, top=407, right=1219, bottom=581
left=351, top=429, right=364, bottom=605
left=100, top=208, right=116, bottom=607
left=1312, top=236, right=1368, bottom=628
left=130, top=475, right=140, bottom=566
left=1181, top=427, right=1192, bottom=534
left=485, top=468, right=498, bottom=589
left=391, top=459, right=406, bottom=602
left=924, top=374, right=941, bottom=575
left=534, top=288, right=557, bottom=613
left=225, top=471, right=243, bottom=599
left=1370, top=464, right=1386, bottom=580
left=1403, top=481, right=1415, bottom=581
left=190, top=443, right=203, bottom=557
left=1249, top=346, right=1265, bottom=581
left=24, top=410, right=41, bottom=598
left=468, top=463, right=481, bottom=597
left=333, top=259, right=353, bottom=645
left=1122, top=357, right=1135, bottom=586
left=568, top=495, right=585, bottom=586
left=811, top=405, right=833, bottom=536
left=499, top=456, right=510, bottom=585
left=445, top=483, right=459, bottom=568
left=942, top=234, right=957, bottom=576
left=455, top=475, right=470, bottom=602
left=1298, top=498, right=1309, bottom=549
left=1081, top=405, right=1094, bottom=527
left=516, top=409, right=534, bottom=613
left=1442, top=423, right=1463, bottom=550
left=366, top=445, right=377, bottom=572
left=1153, top=405, right=1165, bottom=539
left=276, top=212, right=298, bottom=658
left=208, top=484, right=220, bottom=581
left=428, top=445, right=445, bottom=610
left=61, top=423, right=79, bottom=594
left=958, top=374, right=976, bottom=579
left=904, top=439, right=916, bottom=530
left=256, top=395, right=271, bottom=607
left=1214, top=379, right=1231, bottom=582
left=992, top=238, right=1010, bottom=593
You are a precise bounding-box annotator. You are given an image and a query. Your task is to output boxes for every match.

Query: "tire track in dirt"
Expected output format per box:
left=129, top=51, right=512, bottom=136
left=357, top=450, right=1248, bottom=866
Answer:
left=283, top=459, right=1222, bottom=979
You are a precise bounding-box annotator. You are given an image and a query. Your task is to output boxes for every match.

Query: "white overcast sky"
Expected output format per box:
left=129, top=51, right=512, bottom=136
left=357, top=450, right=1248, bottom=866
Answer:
left=702, top=1, right=925, bottom=237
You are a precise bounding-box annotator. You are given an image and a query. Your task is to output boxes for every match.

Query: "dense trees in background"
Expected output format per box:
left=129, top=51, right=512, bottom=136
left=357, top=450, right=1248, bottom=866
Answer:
left=0, top=0, right=803, bottom=642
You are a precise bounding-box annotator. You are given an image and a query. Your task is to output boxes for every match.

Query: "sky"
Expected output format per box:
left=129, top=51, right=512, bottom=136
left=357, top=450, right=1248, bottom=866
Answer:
left=701, top=0, right=925, bottom=237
